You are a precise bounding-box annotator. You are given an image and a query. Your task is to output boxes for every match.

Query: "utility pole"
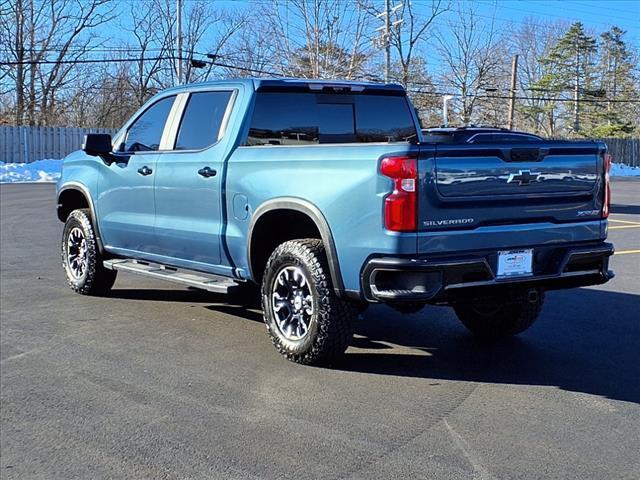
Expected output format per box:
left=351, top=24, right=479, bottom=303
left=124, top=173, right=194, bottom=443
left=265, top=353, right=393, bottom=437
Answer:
left=176, top=0, right=182, bottom=86
left=384, top=0, right=391, bottom=83
left=374, top=1, right=401, bottom=83
left=507, top=54, right=518, bottom=130
left=573, top=43, right=580, bottom=133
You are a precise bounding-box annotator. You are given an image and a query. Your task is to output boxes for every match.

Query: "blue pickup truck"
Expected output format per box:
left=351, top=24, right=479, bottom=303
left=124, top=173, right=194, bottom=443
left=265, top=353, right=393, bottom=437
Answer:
left=56, top=78, right=614, bottom=365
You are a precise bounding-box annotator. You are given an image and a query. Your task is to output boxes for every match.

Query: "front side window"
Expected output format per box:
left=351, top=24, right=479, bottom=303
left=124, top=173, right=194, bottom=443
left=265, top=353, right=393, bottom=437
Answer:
left=246, top=92, right=417, bottom=146
left=174, top=91, right=233, bottom=150
left=124, top=95, right=176, bottom=152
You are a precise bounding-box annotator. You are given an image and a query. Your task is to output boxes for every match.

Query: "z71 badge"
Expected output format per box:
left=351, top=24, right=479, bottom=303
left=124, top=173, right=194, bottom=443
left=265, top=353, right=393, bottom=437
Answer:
left=577, top=210, right=600, bottom=217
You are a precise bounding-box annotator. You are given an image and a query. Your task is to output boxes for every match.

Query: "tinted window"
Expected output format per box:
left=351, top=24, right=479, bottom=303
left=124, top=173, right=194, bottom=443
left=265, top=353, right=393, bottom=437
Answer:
left=422, top=132, right=456, bottom=144
left=175, top=91, right=233, bottom=150
left=124, top=96, right=175, bottom=152
left=247, top=92, right=416, bottom=145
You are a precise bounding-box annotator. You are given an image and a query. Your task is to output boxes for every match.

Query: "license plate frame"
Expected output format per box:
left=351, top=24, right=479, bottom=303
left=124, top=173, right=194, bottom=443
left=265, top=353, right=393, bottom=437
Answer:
left=497, top=249, right=533, bottom=279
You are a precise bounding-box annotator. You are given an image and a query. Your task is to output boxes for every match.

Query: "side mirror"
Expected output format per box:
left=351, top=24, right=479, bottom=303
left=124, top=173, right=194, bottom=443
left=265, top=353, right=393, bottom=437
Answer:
left=82, top=134, right=115, bottom=165
left=82, top=133, right=112, bottom=156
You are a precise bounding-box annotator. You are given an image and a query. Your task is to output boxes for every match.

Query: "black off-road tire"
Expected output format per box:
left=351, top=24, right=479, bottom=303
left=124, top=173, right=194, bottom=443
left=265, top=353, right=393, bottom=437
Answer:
left=61, top=209, right=117, bottom=295
left=453, top=289, right=545, bottom=338
left=261, top=239, right=356, bottom=365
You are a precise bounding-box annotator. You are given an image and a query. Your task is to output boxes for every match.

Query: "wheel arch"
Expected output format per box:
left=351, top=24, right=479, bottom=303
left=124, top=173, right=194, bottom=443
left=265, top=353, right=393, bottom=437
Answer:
left=247, top=197, right=345, bottom=297
left=57, top=182, right=105, bottom=254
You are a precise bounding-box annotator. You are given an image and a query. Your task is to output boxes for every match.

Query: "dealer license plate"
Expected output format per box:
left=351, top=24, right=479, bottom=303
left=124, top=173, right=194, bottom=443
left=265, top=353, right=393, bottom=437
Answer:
left=497, top=249, right=533, bottom=278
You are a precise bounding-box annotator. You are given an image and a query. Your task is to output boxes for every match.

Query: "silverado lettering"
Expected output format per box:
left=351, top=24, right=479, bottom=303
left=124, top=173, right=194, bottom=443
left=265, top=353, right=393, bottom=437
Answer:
left=423, top=218, right=475, bottom=227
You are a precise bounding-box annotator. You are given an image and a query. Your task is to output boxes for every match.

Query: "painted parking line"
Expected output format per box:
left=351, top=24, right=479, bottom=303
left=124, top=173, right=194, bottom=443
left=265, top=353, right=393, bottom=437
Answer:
left=609, top=225, right=640, bottom=230
left=609, top=219, right=640, bottom=225
left=614, top=250, right=640, bottom=255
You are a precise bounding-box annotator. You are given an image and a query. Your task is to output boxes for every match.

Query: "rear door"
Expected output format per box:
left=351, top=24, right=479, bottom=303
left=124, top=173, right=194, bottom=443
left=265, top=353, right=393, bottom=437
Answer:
left=417, top=141, right=605, bottom=234
left=153, top=89, right=235, bottom=266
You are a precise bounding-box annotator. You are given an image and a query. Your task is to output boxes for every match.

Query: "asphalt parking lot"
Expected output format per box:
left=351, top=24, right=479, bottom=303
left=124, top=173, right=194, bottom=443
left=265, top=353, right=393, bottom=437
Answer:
left=1, top=181, right=639, bottom=479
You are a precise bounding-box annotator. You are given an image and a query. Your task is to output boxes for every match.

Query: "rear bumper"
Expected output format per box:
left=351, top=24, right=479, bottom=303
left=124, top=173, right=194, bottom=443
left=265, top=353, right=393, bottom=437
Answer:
left=361, top=242, right=614, bottom=303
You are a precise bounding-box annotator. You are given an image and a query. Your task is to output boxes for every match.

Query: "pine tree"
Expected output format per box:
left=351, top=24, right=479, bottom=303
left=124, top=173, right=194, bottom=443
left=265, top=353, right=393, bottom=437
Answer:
left=538, top=22, right=597, bottom=135
left=589, top=26, right=637, bottom=137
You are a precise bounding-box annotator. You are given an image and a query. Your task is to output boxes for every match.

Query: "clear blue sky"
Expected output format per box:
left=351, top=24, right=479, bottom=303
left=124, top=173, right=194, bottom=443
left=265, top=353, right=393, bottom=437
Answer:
left=464, top=0, right=639, bottom=42
left=118, top=0, right=639, bottom=44
left=210, top=0, right=640, bottom=41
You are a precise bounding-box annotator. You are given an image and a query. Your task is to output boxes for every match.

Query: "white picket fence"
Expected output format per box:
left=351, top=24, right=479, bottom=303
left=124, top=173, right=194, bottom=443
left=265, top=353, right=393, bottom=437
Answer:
left=0, top=126, right=117, bottom=163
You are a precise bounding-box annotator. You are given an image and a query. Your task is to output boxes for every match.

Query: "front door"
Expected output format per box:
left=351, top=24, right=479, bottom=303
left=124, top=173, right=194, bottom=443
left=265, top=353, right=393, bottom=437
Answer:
left=97, top=95, right=176, bottom=253
left=153, top=90, right=235, bottom=267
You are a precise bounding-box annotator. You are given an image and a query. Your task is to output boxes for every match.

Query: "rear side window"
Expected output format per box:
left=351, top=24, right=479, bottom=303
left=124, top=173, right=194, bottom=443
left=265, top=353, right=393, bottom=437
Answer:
left=246, top=92, right=417, bottom=145
left=174, top=91, right=233, bottom=150
left=124, top=95, right=175, bottom=152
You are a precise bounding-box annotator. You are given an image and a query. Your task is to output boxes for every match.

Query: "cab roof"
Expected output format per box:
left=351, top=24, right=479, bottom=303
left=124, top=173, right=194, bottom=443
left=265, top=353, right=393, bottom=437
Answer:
left=162, top=77, right=406, bottom=95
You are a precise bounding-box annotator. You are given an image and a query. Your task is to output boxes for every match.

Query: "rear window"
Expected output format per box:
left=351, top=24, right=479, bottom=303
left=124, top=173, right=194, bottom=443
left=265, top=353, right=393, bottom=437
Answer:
left=246, top=92, right=417, bottom=145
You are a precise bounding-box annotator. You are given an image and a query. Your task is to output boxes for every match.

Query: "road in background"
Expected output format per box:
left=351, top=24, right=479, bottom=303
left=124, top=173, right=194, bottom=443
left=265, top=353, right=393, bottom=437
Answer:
left=1, top=181, right=638, bottom=479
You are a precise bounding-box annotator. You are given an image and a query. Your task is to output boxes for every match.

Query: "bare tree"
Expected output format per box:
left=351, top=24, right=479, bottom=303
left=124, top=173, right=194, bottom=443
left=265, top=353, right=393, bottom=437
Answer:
left=126, top=2, right=169, bottom=106
left=362, top=0, right=448, bottom=86
left=435, top=3, right=501, bottom=125
left=137, top=0, right=247, bottom=88
left=222, top=13, right=281, bottom=77
left=508, top=18, right=567, bottom=135
left=263, top=0, right=372, bottom=79
left=0, top=0, right=115, bottom=125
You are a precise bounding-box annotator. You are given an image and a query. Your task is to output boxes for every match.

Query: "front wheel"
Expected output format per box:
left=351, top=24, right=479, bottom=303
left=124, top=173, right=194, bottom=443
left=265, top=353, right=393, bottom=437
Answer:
left=61, top=209, right=117, bottom=295
left=261, top=239, right=356, bottom=365
left=453, top=289, right=544, bottom=338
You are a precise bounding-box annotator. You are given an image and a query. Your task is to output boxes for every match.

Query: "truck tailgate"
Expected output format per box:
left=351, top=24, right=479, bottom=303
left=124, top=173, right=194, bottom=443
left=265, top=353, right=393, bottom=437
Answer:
left=417, top=141, right=606, bottom=232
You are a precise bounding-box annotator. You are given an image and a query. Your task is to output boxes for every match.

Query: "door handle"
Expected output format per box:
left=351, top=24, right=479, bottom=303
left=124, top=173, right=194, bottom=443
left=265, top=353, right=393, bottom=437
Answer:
left=198, top=166, right=217, bottom=178
left=137, top=166, right=153, bottom=176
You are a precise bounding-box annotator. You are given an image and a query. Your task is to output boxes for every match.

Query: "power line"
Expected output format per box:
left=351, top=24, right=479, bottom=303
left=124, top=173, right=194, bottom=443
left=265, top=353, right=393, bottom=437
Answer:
left=1, top=56, right=173, bottom=66
left=406, top=89, right=640, bottom=103
left=4, top=51, right=640, bottom=104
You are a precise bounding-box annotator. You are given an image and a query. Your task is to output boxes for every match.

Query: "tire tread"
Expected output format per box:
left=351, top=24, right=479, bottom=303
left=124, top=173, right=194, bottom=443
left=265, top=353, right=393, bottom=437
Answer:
left=261, top=238, right=355, bottom=365
left=62, top=208, right=116, bottom=296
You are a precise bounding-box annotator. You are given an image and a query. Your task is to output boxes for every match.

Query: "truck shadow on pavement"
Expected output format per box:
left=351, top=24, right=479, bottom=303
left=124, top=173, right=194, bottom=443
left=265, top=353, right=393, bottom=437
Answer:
left=108, top=286, right=639, bottom=405
left=611, top=203, right=640, bottom=215
left=343, top=288, right=640, bottom=405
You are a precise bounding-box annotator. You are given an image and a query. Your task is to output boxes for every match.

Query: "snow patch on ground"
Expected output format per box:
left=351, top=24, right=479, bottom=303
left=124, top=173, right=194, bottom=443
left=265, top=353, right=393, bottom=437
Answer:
left=610, top=163, right=640, bottom=177
left=0, top=159, right=62, bottom=183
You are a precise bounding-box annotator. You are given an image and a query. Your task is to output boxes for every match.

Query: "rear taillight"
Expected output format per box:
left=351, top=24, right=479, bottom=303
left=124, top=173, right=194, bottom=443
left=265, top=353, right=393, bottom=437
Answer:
left=380, top=156, right=418, bottom=232
left=602, top=153, right=612, bottom=218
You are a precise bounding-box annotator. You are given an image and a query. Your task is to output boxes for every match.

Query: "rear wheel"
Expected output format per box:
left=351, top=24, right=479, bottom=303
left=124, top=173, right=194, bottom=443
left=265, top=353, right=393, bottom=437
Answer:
left=261, top=239, right=356, bottom=365
left=61, top=209, right=117, bottom=295
left=453, top=289, right=544, bottom=338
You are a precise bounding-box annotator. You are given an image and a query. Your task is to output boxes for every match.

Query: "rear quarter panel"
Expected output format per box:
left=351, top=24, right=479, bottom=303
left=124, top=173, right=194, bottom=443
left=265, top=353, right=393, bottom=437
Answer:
left=225, top=143, right=419, bottom=291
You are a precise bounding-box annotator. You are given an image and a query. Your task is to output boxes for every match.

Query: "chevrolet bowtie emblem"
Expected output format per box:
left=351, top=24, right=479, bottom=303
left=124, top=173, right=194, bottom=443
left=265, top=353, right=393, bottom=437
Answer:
left=507, top=169, right=541, bottom=185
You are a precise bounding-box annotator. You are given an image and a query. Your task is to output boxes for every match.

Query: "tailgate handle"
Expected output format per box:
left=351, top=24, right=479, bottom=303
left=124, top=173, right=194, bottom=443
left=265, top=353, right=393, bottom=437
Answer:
left=507, top=148, right=548, bottom=162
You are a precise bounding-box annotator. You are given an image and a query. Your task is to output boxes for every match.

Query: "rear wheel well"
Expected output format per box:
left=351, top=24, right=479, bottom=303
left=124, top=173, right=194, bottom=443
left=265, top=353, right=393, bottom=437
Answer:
left=57, top=189, right=90, bottom=222
left=249, top=209, right=322, bottom=283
